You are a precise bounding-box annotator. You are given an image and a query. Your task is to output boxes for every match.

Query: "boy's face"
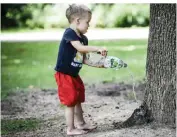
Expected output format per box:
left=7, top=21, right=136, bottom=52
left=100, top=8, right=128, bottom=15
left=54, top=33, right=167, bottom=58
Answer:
left=77, top=13, right=91, bottom=34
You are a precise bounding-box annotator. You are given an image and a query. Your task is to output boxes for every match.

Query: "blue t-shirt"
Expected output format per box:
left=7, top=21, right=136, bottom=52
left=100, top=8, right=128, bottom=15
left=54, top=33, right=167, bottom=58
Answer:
left=55, top=28, right=88, bottom=77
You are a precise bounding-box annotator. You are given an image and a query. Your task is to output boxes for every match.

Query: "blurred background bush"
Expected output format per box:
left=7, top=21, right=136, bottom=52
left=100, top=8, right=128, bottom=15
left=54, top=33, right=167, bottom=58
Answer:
left=1, top=3, right=149, bottom=30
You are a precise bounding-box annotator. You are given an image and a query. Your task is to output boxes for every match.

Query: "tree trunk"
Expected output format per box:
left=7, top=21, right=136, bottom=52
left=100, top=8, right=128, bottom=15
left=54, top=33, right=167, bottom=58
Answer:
left=113, top=4, right=176, bottom=129
left=144, top=4, right=176, bottom=125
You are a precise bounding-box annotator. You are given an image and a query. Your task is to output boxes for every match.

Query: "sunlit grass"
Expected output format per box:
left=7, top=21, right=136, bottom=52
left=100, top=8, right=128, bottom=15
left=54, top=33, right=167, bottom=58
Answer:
left=1, top=39, right=147, bottom=99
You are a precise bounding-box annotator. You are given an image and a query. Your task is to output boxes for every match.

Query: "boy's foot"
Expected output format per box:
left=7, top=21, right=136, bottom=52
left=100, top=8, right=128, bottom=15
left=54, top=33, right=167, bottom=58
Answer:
left=67, top=128, right=88, bottom=136
left=76, top=122, right=97, bottom=130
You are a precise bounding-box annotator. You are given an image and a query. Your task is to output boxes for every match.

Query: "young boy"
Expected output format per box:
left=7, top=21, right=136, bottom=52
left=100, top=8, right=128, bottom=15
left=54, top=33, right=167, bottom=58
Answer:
left=54, top=4, right=107, bottom=136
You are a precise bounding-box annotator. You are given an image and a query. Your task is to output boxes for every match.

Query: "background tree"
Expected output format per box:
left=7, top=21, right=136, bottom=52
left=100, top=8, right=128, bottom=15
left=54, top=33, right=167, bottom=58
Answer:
left=1, top=4, right=48, bottom=29
left=1, top=4, right=29, bottom=28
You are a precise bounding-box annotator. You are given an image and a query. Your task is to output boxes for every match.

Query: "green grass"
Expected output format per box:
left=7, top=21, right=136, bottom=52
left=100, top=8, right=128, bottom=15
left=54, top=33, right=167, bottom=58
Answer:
left=1, top=118, right=40, bottom=135
left=1, top=28, right=64, bottom=33
left=1, top=27, right=37, bottom=33
left=1, top=39, right=147, bottom=99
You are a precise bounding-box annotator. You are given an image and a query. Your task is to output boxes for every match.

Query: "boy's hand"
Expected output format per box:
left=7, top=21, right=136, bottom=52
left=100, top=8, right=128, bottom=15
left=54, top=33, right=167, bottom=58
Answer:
left=97, top=47, right=107, bottom=56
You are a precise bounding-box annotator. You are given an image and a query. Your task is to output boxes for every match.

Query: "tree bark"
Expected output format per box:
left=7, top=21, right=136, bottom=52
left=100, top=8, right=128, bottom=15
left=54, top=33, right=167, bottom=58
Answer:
left=144, top=4, right=176, bottom=125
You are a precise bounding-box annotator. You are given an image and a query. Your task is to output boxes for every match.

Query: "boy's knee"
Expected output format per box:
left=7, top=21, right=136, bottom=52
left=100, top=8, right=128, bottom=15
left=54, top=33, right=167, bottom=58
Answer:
left=74, top=111, right=83, bottom=116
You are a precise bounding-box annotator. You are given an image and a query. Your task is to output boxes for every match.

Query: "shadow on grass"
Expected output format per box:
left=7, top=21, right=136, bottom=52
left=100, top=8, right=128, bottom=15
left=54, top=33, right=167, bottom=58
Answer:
left=1, top=118, right=41, bottom=136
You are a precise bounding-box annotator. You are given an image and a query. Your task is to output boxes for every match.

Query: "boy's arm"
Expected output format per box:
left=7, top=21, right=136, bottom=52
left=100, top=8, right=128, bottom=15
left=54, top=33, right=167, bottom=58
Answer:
left=70, top=40, right=107, bottom=68
left=83, top=53, right=105, bottom=68
left=71, top=41, right=107, bottom=56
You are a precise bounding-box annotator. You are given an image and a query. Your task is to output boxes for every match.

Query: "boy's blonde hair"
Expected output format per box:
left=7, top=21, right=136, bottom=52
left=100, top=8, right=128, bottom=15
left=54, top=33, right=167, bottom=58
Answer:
left=66, top=4, right=92, bottom=23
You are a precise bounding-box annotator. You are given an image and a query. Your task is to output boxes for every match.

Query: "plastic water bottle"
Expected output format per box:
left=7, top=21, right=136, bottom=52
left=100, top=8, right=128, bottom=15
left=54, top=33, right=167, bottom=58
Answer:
left=104, top=56, right=127, bottom=70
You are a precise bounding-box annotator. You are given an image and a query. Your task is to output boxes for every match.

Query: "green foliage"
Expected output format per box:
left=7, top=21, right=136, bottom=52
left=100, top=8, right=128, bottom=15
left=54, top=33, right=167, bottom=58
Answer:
left=1, top=118, right=40, bottom=135
left=105, top=4, right=150, bottom=28
left=1, top=39, right=147, bottom=99
left=132, top=4, right=150, bottom=27
left=107, top=4, right=132, bottom=27
left=91, top=4, right=112, bottom=28
left=2, top=4, right=149, bottom=29
left=26, top=4, right=69, bottom=29
left=1, top=4, right=31, bottom=28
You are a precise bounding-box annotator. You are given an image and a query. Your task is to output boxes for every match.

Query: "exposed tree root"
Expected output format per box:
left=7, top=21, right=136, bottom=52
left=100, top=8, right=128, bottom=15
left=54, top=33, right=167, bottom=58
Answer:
left=113, top=102, right=154, bottom=128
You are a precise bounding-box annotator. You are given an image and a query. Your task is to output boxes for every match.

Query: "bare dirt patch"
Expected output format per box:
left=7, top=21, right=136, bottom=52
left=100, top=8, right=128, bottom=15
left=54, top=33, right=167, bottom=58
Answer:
left=1, top=82, right=176, bottom=137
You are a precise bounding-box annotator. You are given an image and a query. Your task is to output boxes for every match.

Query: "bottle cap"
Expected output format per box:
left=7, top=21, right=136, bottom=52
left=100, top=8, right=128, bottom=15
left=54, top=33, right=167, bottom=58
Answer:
left=124, top=63, right=128, bottom=68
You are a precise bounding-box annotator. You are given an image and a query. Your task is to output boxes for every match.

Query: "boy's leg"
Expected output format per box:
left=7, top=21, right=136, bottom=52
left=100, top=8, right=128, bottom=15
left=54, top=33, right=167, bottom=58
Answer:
left=74, top=103, right=97, bottom=130
left=65, top=106, right=87, bottom=135
left=74, top=103, right=85, bottom=124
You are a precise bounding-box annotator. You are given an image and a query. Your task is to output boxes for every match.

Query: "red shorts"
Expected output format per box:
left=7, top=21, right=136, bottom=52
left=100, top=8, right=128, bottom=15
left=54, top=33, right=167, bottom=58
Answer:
left=54, top=72, right=85, bottom=106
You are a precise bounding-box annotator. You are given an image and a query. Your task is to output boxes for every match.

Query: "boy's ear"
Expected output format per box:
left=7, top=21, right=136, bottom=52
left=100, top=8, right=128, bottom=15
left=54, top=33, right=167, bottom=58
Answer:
left=76, top=18, right=80, bottom=24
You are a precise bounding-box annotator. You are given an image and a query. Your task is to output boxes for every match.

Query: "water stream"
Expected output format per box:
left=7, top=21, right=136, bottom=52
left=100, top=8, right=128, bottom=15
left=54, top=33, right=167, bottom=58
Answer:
left=125, top=67, right=137, bottom=101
